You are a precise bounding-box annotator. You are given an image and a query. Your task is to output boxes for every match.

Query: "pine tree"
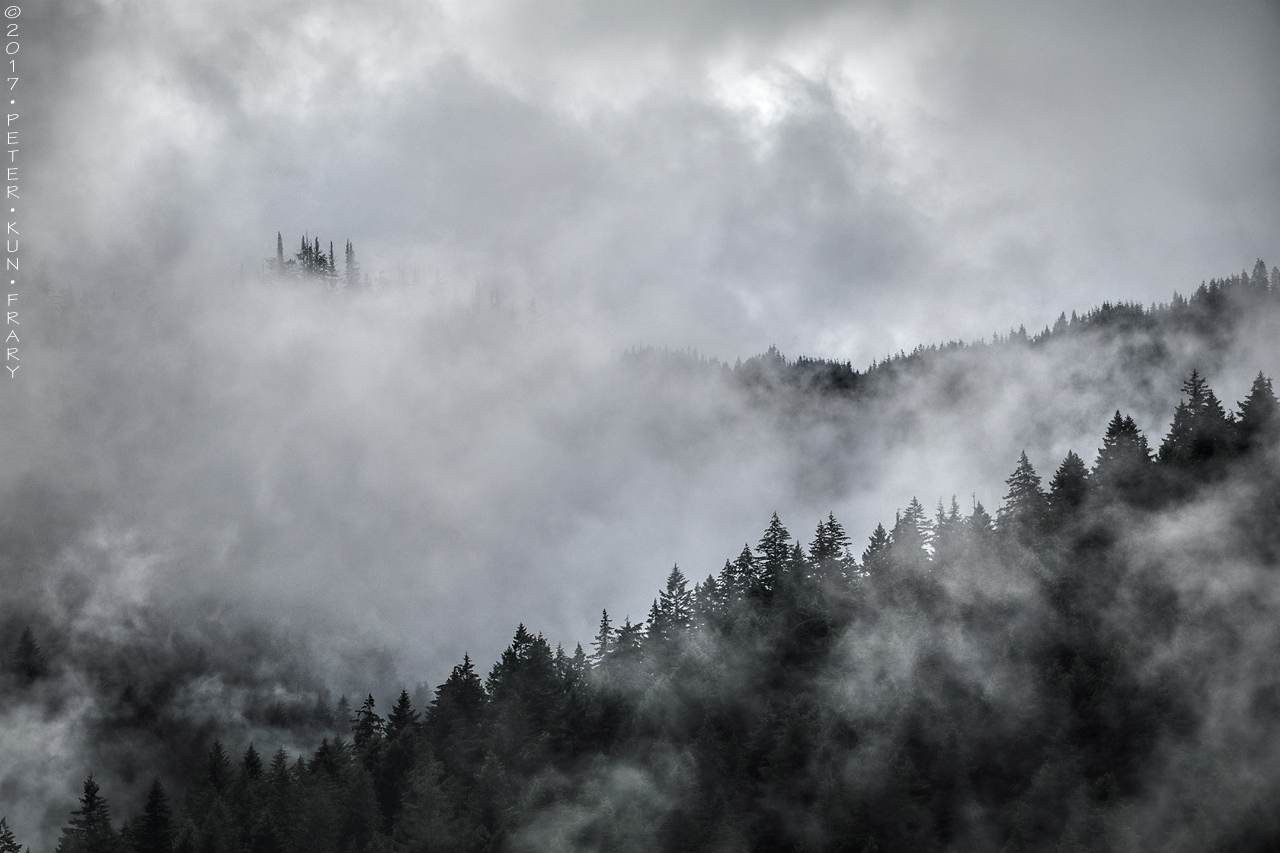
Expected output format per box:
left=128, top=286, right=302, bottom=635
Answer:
left=755, top=514, right=792, bottom=598
left=967, top=501, right=994, bottom=542
left=928, top=498, right=958, bottom=565
left=657, top=565, right=694, bottom=633
left=128, top=779, right=173, bottom=853
left=203, top=741, right=232, bottom=794
left=351, top=695, right=385, bottom=751
left=1237, top=372, right=1278, bottom=452
left=12, top=627, right=48, bottom=684
left=334, top=695, right=352, bottom=730
left=591, top=610, right=614, bottom=663
left=1159, top=370, right=1232, bottom=467
left=56, top=774, right=120, bottom=853
left=861, top=523, right=890, bottom=574
left=0, top=818, right=21, bottom=853
left=1093, top=411, right=1154, bottom=501
left=998, top=451, right=1047, bottom=538
left=1046, top=450, right=1089, bottom=529
left=240, top=744, right=263, bottom=780
left=386, top=689, right=420, bottom=740
left=890, top=498, right=929, bottom=565
left=808, top=513, right=852, bottom=582
left=344, top=240, right=360, bottom=292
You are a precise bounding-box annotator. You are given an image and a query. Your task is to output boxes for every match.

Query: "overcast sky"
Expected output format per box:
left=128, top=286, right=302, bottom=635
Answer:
left=25, top=0, right=1280, bottom=362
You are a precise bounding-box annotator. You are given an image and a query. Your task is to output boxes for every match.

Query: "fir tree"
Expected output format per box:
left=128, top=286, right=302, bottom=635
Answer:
left=1046, top=450, right=1089, bottom=528
left=0, top=818, right=21, bottom=853
left=1159, top=370, right=1232, bottom=467
left=591, top=610, right=614, bottom=663
left=890, top=498, right=930, bottom=564
left=657, top=565, right=693, bottom=634
left=351, top=695, right=385, bottom=751
left=998, top=451, right=1047, bottom=539
left=755, top=514, right=793, bottom=598
left=344, top=240, right=360, bottom=291
left=386, top=689, right=420, bottom=740
left=128, top=779, right=173, bottom=853
left=861, top=523, right=890, bottom=574
left=1093, top=411, right=1154, bottom=502
left=1237, top=372, right=1278, bottom=452
left=12, top=627, right=48, bottom=684
left=56, top=774, right=120, bottom=853
left=240, top=744, right=263, bottom=780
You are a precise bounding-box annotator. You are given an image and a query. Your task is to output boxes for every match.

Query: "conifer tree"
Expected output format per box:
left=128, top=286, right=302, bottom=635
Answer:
left=351, top=695, right=385, bottom=751
left=657, top=565, right=693, bottom=633
left=241, top=744, right=263, bottom=780
left=1237, top=372, right=1278, bottom=452
left=56, top=774, right=120, bottom=853
left=967, top=501, right=995, bottom=542
left=591, top=610, right=614, bottom=663
left=755, top=514, right=792, bottom=598
left=12, top=627, right=48, bottom=684
left=1159, top=370, right=1232, bottom=466
left=998, top=451, right=1047, bottom=538
left=0, top=818, right=21, bottom=853
left=386, top=689, right=420, bottom=740
left=1093, top=411, right=1154, bottom=501
left=128, top=779, right=173, bottom=853
left=808, top=513, right=852, bottom=582
left=861, top=523, right=890, bottom=574
left=345, top=240, right=360, bottom=291
left=1046, top=450, right=1089, bottom=528
left=931, top=497, right=964, bottom=564
left=890, top=498, right=930, bottom=564
left=202, top=741, right=232, bottom=795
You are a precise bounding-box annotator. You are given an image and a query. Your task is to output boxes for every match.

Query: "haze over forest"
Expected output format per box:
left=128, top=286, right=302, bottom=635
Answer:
left=2, top=1, right=1279, bottom=850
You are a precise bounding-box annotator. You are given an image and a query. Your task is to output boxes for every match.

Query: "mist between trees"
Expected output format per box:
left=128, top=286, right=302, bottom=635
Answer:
left=3, top=260, right=1280, bottom=851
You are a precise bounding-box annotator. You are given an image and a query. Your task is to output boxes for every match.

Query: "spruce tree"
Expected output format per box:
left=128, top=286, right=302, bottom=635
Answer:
left=351, top=695, right=385, bottom=751
left=12, top=627, right=48, bottom=684
left=128, top=779, right=173, bottom=853
left=861, top=523, right=890, bottom=574
left=1093, top=411, right=1154, bottom=502
left=591, top=610, right=614, bottom=663
left=657, top=565, right=693, bottom=632
left=1237, top=372, right=1278, bottom=452
left=240, top=745, right=263, bottom=780
left=344, top=240, right=360, bottom=291
left=0, top=818, right=21, bottom=853
left=56, top=774, right=120, bottom=853
left=386, top=689, right=420, bottom=740
left=1046, top=450, right=1089, bottom=528
left=998, top=451, right=1047, bottom=538
left=890, top=498, right=929, bottom=565
left=755, top=514, right=792, bottom=598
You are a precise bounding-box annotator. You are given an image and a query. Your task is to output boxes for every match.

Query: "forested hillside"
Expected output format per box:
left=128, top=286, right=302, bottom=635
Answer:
left=18, top=369, right=1280, bottom=850
left=5, top=256, right=1280, bottom=852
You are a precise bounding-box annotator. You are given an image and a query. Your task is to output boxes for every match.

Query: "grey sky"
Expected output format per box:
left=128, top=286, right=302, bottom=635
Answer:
left=25, top=1, right=1280, bottom=360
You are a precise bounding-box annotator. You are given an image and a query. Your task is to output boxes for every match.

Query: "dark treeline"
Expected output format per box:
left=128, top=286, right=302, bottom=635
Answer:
left=22, top=366, right=1280, bottom=851
left=630, top=258, right=1280, bottom=398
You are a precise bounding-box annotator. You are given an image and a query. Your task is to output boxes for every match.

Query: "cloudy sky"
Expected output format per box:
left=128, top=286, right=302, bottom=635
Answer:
left=26, top=0, right=1280, bottom=360
left=6, top=0, right=1280, bottom=685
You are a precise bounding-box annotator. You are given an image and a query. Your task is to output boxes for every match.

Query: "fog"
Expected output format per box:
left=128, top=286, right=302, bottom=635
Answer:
left=3, top=0, right=1279, bottom=846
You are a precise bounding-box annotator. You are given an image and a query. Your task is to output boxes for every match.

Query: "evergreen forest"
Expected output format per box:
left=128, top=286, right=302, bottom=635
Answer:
left=7, top=260, right=1280, bottom=852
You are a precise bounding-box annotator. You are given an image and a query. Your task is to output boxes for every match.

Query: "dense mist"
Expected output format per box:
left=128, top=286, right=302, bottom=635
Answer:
left=4, top=0, right=1279, bottom=849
